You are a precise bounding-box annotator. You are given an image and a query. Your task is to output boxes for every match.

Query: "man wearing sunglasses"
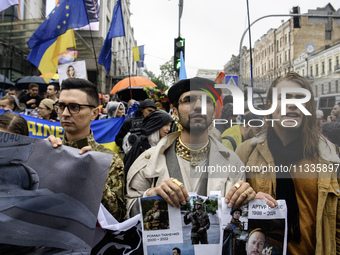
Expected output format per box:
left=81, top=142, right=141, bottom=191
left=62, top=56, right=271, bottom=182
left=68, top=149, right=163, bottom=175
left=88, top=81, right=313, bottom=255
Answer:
left=126, top=77, right=262, bottom=217
left=47, top=78, right=125, bottom=222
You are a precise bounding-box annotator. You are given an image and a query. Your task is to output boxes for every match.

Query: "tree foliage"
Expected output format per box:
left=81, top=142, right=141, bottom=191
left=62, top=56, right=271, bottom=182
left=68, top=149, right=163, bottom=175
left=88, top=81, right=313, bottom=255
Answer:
left=143, top=69, right=168, bottom=91
left=159, top=60, right=176, bottom=87
left=143, top=59, right=176, bottom=91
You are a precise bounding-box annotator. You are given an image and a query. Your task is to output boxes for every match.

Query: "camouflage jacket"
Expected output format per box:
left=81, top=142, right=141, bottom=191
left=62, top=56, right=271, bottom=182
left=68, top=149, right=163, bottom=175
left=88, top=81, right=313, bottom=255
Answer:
left=184, top=210, right=210, bottom=237
left=62, top=131, right=126, bottom=222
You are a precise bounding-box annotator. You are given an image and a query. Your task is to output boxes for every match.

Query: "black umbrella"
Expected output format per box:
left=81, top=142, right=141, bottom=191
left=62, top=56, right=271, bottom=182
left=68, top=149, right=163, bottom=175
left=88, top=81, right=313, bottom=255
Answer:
left=16, top=76, right=48, bottom=91
left=116, top=87, right=149, bottom=103
left=0, top=74, right=15, bottom=89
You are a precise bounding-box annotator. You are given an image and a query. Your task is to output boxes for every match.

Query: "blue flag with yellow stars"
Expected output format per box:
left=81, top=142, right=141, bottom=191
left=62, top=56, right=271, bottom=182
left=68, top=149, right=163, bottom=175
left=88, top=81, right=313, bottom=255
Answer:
left=27, top=0, right=88, bottom=49
left=27, top=0, right=89, bottom=83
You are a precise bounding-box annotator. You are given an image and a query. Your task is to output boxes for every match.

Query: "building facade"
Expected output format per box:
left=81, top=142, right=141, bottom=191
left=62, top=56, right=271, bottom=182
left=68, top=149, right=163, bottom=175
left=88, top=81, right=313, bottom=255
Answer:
left=0, top=0, right=140, bottom=94
left=294, top=43, right=340, bottom=97
left=235, top=3, right=340, bottom=91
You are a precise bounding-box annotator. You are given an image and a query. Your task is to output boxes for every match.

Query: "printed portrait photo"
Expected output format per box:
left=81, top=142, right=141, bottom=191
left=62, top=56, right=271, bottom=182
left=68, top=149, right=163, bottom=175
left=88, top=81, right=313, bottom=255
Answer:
left=181, top=195, right=220, bottom=245
left=222, top=205, right=249, bottom=255
left=141, top=197, right=170, bottom=231
left=57, top=60, right=87, bottom=85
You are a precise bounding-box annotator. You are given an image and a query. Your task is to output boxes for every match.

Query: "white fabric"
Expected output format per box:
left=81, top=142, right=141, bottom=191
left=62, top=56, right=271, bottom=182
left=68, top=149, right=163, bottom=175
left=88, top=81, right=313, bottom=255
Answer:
left=147, top=131, right=160, bottom=147
left=0, top=0, right=18, bottom=13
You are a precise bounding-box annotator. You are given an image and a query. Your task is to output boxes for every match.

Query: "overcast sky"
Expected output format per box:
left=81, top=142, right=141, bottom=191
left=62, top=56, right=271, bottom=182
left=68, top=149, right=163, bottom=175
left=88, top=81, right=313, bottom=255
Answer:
left=130, top=0, right=340, bottom=78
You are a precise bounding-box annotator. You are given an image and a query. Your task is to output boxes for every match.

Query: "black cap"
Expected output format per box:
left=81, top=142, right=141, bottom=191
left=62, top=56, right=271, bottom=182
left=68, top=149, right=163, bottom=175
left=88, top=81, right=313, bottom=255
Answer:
left=168, top=77, right=222, bottom=105
left=139, top=98, right=156, bottom=110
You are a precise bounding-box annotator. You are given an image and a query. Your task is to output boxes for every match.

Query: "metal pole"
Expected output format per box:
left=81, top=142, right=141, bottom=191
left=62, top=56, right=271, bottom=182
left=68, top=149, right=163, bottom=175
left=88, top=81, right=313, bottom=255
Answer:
left=245, top=0, right=253, bottom=89
left=178, top=0, right=183, bottom=37
left=176, top=0, right=183, bottom=81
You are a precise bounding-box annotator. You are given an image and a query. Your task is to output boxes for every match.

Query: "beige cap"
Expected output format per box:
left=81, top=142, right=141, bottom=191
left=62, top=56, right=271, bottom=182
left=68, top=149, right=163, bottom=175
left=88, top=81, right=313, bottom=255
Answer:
left=41, top=98, right=55, bottom=110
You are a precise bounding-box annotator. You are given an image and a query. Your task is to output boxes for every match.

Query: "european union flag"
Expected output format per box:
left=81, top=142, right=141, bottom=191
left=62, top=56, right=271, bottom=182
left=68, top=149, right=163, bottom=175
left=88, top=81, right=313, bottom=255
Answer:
left=98, top=0, right=125, bottom=74
left=27, top=0, right=89, bottom=49
left=27, top=0, right=89, bottom=83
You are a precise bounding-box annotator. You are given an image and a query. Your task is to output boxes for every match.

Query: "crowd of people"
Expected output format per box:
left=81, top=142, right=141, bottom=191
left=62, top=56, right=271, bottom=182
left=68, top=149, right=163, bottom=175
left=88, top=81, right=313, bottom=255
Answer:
left=0, top=73, right=340, bottom=254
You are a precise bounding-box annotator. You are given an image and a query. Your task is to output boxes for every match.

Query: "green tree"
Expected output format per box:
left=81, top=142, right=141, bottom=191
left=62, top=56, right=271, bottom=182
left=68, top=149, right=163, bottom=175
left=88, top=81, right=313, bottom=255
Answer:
left=159, top=60, right=176, bottom=87
left=144, top=59, right=176, bottom=91
left=205, top=198, right=218, bottom=215
left=143, top=69, right=168, bottom=92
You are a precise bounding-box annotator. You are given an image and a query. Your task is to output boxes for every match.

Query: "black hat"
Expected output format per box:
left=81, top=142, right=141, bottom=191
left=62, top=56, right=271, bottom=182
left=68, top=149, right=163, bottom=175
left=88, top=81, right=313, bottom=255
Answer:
left=139, top=98, right=157, bottom=110
left=168, top=77, right=222, bottom=105
left=230, top=207, right=242, bottom=216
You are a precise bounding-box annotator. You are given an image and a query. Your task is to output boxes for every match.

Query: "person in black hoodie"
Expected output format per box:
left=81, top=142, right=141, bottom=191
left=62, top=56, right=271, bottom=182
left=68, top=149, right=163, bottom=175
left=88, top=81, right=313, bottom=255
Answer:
left=123, top=110, right=173, bottom=176
left=115, top=98, right=156, bottom=150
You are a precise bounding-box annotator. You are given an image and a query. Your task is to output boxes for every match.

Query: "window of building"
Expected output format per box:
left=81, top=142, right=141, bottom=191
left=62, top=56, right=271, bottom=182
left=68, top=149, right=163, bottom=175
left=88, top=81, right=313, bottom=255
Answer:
left=310, top=66, right=313, bottom=77
left=277, top=40, right=279, bottom=52
left=280, top=54, right=282, bottom=64
left=285, top=51, right=287, bottom=62
left=336, top=80, right=339, bottom=93
left=302, top=69, right=304, bottom=76
left=280, top=38, right=282, bottom=47
left=285, top=34, right=287, bottom=44
left=336, top=56, right=339, bottom=67
left=316, top=64, right=319, bottom=76
left=326, top=31, right=331, bottom=40
left=329, top=59, right=332, bottom=71
left=118, top=41, right=121, bottom=59
left=321, top=84, right=324, bottom=94
left=322, top=62, right=325, bottom=74
left=315, top=85, right=318, bottom=97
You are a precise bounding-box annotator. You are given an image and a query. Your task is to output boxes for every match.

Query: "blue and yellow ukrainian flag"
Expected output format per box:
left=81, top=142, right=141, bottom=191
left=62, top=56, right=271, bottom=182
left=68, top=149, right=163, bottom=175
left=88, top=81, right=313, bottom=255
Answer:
left=27, top=0, right=89, bottom=83
left=0, top=109, right=125, bottom=153
left=132, top=45, right=144, bottom=68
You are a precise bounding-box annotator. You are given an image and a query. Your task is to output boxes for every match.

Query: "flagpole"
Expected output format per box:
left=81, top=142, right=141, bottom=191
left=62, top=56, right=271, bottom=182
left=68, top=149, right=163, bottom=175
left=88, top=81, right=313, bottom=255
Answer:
left=122, top=0, right=132, bottom=100
left=124, top=39, right=132, bottom=100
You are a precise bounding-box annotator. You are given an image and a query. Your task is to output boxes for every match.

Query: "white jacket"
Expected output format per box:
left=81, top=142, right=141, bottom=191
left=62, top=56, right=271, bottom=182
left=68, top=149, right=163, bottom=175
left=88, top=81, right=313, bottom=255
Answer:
left=126, top=132, right=245, bottom=217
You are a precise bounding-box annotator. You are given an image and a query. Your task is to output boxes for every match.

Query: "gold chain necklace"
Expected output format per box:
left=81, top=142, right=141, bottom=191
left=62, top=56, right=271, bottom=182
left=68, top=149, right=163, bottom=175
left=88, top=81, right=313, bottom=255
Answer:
left=175, top=136, right=210, bottom=167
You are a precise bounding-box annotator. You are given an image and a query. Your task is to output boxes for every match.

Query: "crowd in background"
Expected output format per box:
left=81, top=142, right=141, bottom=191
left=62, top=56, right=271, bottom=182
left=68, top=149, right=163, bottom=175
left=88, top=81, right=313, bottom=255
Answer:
left=0, top=74, right=340, bottom=254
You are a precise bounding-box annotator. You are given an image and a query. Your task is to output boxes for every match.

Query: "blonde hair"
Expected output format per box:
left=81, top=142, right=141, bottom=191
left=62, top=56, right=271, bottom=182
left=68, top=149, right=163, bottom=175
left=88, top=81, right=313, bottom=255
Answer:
left=66, top=65, right=76, bottom=78
left=266, top=72, right=321, bottom=158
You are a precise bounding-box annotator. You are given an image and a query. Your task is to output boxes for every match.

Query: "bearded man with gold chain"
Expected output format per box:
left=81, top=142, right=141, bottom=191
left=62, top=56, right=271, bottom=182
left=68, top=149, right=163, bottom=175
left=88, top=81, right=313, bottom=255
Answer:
left=125, top=77, right=257, bottom=218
